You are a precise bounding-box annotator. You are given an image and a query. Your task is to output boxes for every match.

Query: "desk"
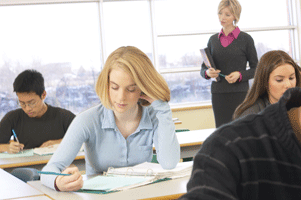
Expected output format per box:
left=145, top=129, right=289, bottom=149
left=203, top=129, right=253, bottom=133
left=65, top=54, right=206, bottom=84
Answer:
left=0, top=168, right=45, bottom=200
left=176, top=128, right=215, bottom=158
left=0, top=152, right=85, bottom=172
left=1, top=129, right=215, bottom=172
left=28, top=176, right=189, bottom=200
left=13, top=196, right=52, bottom=200
left=153, top=128, right=215, bottom=159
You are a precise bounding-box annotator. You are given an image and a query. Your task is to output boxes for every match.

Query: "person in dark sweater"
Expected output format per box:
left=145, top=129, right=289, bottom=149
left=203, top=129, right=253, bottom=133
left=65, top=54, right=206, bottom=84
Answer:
left=179, top=87, right=301, bottom=200
left=233, top=50, right=301, bottom=120
left=0, top=69, right=75, bottom=153
left=201, top=0, right=258, bottom=127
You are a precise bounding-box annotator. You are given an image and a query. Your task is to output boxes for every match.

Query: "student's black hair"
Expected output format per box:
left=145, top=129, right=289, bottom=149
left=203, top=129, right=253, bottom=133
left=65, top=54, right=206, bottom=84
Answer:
left=13, top=69, right=45, bottom=97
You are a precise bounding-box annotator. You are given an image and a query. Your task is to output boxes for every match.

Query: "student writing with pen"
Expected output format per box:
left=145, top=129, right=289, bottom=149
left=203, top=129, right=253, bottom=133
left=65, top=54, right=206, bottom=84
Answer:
left=0, top=70, right=75, bottom=154
left=200, top=0, right=258, bottom=128
left=41, top=46, right=180, bottom=192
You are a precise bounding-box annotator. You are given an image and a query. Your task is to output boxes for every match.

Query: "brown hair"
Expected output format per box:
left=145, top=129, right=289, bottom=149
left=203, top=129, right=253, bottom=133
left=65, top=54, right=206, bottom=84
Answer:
left=233, top=50, right=301, bottom=119
left=95, top=46, right=170, bottom=109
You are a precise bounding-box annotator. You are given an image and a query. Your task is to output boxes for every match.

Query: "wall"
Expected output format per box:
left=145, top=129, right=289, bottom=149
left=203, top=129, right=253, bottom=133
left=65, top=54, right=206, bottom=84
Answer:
left=172, top=105, right=215, bottom=130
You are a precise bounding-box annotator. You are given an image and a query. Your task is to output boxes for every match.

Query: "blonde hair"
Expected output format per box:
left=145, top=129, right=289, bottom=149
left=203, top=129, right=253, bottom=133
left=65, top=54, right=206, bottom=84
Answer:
left=218, top=0, right=242, bottom=25
left=95, top=46, right=170, bottom=109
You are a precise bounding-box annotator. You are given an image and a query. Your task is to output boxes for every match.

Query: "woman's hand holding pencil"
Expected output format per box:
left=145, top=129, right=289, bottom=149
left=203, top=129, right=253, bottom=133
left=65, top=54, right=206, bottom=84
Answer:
left=54, top=166, right=83, bottom=192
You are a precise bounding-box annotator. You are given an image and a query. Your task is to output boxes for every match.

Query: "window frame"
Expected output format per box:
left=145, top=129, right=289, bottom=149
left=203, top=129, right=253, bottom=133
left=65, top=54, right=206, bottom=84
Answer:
left=0, top=0, right=300, bottom=109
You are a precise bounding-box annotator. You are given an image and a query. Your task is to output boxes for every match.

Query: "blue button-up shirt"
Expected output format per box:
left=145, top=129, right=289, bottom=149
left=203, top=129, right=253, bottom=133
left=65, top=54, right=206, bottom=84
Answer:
left=41, top=100, right=180, bottom=190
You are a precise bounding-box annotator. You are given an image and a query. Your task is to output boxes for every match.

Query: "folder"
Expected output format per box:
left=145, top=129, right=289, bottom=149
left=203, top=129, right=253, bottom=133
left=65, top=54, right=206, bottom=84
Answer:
left=200, top=48, right=221, bottom=82
left=78, top=161, right=193, bottom=193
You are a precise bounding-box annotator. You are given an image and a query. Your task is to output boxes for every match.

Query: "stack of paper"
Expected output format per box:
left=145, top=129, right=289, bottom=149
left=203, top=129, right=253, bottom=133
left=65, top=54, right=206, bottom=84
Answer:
left=33, top=144, right=84, bottom=155
left=106, top=161, right=193, bottom=179
left=79, top=161, right=193, bottom=193
left=33, top=144, right=60, bottom=155
left=80, top=175, right=155, bottom=192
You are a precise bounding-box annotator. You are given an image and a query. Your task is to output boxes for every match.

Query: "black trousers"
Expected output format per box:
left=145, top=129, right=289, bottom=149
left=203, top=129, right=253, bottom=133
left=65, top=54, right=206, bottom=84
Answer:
left=212, top=92, right=247, bottom=128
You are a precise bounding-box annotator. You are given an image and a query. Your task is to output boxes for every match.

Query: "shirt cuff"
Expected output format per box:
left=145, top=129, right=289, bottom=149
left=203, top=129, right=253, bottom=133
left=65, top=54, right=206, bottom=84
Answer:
left=204, top=71, right=210, bottom=79
left=238, top=72, right=242, bottom=82
left=54, top=177, right=61, bottom=191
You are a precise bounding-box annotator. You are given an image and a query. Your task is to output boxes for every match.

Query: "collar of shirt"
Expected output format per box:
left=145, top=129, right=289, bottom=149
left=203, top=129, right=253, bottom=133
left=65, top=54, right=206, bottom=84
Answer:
left=101, top=105, right=153, bottom=130
left=218, top=26, right=240, bottom=39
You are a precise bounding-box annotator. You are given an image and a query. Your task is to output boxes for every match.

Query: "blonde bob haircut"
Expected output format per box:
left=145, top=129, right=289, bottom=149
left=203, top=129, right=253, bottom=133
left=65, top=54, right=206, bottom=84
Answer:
left=218, top=0, right=242, bottom=25
left=95, top=46, right=171, bottom=110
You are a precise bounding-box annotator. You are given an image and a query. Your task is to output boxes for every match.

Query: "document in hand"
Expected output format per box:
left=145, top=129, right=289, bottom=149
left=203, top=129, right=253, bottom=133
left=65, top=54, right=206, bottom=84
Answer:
left=79, top=161, right=193, bottom=193
left=200, top=48, right=221, bottom=82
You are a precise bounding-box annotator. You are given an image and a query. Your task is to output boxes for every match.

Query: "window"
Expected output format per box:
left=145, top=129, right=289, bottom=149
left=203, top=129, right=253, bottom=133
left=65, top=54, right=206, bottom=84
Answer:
left=0, top=2, right=101, bottom=117
left=0, top=0, right=299, bottom=118
left=153, top=0, right=299, bottom=105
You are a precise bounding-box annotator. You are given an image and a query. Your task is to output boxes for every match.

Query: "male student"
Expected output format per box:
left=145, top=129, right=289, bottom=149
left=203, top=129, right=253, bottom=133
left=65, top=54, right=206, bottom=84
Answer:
left=0, top=69, right=75, bottom=153
left=180, top=87, right=301, bottom=200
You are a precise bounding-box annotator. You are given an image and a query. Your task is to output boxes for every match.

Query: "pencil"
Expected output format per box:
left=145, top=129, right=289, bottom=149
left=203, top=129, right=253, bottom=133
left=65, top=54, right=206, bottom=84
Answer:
left=37, top=171, right=71, bottom=176
left=12, top=129, right=20, bottom=143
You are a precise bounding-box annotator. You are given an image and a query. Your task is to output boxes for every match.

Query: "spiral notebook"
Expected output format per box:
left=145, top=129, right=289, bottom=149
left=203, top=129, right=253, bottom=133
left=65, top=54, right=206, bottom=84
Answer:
left=79, top=161, right=193, bottom=193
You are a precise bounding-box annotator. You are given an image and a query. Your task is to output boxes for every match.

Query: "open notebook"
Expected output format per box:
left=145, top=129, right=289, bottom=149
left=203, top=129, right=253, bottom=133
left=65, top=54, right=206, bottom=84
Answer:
left=79, top=161, right=193, bottom=193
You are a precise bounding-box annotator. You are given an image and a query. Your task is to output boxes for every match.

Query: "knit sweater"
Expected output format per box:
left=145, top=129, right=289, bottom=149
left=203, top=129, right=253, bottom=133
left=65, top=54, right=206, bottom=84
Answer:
left=201, top=31, right=258, bottom=93
left=180, top=87, right=301, bottom=200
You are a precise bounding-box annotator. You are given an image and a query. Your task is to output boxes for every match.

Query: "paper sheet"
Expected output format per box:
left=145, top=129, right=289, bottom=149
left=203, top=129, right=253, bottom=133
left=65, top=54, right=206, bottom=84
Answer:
left=81, top=175, right=153, bottom=191
left=0, top=149, right=34, bottom=158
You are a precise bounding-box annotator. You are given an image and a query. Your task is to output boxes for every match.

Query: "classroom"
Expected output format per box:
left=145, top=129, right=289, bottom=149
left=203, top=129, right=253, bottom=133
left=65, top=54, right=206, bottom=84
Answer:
left=0, top=0, right=301, bottom=199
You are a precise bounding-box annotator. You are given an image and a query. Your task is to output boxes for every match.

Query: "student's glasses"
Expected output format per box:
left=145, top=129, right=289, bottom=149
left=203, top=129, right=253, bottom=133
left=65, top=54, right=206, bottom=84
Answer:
left=18, top=101, right=38, bottom=108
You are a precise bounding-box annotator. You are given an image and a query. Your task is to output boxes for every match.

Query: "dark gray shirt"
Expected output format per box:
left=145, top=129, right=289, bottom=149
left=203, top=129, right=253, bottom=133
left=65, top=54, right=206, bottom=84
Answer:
left=0, top=104, right=75, bottom=149
left=201, top=31, right=258, bottom=93
left=239, top=96, right=270, bottom=118
left=180, top=87, right=301, bottom=200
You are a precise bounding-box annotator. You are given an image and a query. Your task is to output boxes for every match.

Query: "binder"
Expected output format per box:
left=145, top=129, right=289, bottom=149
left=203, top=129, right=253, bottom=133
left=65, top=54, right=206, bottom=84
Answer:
left=78, top=161, right=193, bottom=193
left=200, top=48, right=221, bottom=82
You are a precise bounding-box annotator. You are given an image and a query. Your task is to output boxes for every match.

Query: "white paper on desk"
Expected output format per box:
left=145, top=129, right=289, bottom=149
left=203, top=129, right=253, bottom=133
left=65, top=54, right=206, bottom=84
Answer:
left=33, top=144, right=60, bottom=155
left=106, top=161, right=193, bottom=179
left=34, top=144, right=84, bottom=155
left=81, top=175, right=154, bottom=191
left=0, top=149, right=34, bottom=158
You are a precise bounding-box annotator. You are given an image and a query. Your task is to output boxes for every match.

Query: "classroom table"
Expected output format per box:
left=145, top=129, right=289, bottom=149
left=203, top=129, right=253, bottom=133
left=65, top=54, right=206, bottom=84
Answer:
left=0, top=151, right=85, bottom=172
left=175, top=128, right=215, bottom=158
left=0, top=128, right=215, bottom=172
left=0, top=168, right=46, bottom=200
left=28, top=175, right=189, bottom=200
left=13, top=196, right=52, bottom=200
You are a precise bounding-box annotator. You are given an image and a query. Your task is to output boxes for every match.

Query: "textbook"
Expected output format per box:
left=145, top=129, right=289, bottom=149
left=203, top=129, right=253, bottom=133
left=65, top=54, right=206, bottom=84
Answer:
left=200, top=48, right=221, bottom=82
left=79, top=161, right=193, bottom=193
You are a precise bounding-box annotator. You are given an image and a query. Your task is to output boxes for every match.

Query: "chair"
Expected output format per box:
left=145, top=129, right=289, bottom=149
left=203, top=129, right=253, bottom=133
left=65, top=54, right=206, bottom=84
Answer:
left=11, top=167, right=40, bottom=182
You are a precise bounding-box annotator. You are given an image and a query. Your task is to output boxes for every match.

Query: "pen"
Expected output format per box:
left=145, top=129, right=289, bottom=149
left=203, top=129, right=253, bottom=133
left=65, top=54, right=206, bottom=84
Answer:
left=37, top=171, right=71, bottom=176
left=12, top=129, right=19, bottom=143
left=219, top=73, right=226, bottom=77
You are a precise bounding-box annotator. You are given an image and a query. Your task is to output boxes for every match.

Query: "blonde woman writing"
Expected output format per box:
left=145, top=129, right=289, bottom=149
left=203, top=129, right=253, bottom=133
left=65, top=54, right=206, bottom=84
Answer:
left=41, top=46, right=180, bottom=192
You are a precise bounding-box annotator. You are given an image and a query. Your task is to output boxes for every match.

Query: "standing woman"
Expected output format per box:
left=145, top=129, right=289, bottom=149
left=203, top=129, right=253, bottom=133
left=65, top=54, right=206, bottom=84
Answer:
left=200, top=0, right=258, bottom=127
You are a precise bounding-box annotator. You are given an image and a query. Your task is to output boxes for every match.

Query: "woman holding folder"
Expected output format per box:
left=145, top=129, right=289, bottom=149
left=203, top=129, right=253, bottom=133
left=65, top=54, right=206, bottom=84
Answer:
left=41, top=46, right=180, bottom=192
left=200, top=0, right=258, bottom=127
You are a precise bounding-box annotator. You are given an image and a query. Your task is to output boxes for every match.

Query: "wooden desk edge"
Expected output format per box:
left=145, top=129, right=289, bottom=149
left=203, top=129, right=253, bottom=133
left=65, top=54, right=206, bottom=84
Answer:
left=0, top=155, right=85, bottom=169
left=140, top=193, right=185, bottom=200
